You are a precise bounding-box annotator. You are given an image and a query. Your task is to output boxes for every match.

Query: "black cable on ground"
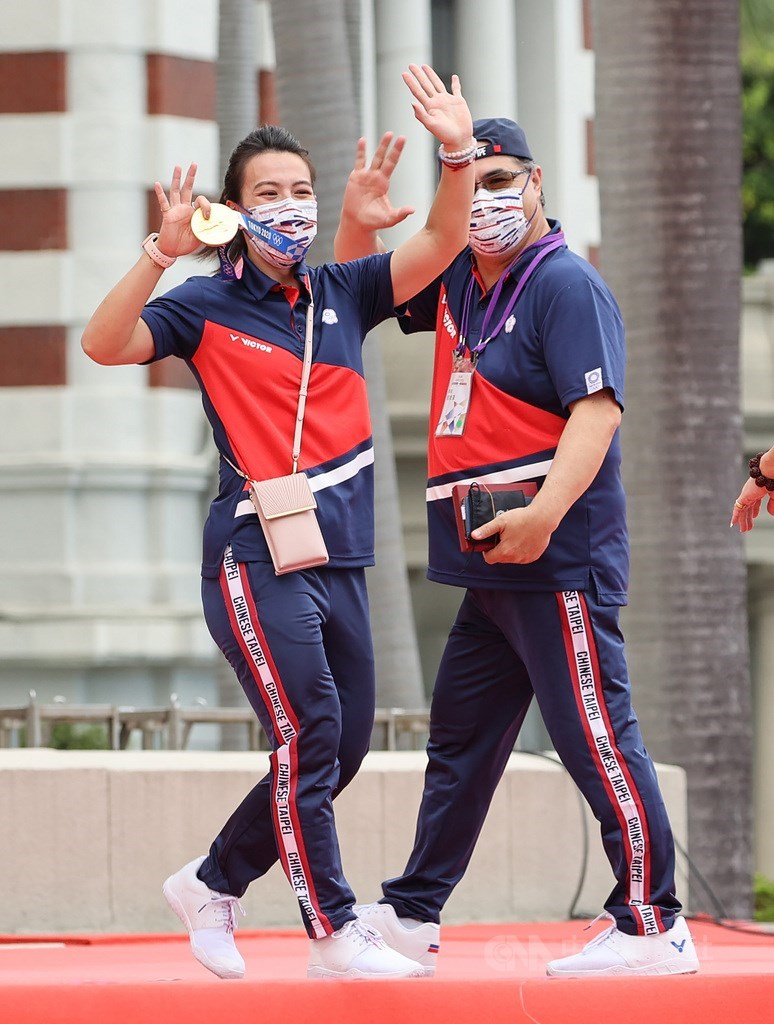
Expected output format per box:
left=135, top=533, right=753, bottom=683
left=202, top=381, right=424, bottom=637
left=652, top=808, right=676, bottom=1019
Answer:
left=520, top=749, right=591, bottom=920
left=673, top=834, right=730, bottom=920
left=674, top=836, right=774, bottom=940
left=520, top=748, right=774, bottom=937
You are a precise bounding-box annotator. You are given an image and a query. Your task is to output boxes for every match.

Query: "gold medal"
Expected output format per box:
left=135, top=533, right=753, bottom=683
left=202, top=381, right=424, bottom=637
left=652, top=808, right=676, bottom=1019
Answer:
left=191, top=203, right=240, bottom=246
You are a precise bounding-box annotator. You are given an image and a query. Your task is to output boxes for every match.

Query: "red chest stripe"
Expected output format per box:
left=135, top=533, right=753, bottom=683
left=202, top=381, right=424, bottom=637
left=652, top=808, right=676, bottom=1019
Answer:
left=193, top=321, right=371, bottom=478
left=428, top=286, right=565, bottom=479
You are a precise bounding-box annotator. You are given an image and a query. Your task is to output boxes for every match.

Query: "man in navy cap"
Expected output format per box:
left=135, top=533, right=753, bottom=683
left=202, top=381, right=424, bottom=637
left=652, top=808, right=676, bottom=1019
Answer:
left=334, top=117, right=698, bottom=978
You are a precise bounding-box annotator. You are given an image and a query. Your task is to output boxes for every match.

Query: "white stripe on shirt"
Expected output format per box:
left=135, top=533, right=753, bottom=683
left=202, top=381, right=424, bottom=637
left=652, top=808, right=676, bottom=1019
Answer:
left=234, top=446, right=375, bottom=518
left=426, top=458, right=553, bottom=503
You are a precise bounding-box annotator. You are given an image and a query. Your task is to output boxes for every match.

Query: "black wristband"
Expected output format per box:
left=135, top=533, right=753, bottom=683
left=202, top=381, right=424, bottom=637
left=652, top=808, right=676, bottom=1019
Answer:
left=749, top=452, right=774, bottom=491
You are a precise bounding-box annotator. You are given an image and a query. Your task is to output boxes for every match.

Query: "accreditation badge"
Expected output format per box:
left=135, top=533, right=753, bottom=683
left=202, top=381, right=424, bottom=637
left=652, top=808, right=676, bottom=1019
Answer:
left=435, top=356, right=475, bottom=437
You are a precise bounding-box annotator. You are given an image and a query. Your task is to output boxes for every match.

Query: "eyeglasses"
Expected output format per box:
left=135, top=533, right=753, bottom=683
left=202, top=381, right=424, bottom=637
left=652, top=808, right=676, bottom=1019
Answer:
left=474, top=168, right=531, bottom=193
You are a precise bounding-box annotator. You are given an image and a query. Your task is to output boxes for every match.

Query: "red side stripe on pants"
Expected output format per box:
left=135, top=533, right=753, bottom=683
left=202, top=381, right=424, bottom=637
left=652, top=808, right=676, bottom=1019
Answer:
left=219, top=548, right=333, bottom=936
left=556, top=590, right=659, bottom=936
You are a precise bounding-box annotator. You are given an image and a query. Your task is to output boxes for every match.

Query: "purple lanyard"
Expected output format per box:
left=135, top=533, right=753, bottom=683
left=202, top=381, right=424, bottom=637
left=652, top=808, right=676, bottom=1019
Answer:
left=456, top=232, right=565, bottom=358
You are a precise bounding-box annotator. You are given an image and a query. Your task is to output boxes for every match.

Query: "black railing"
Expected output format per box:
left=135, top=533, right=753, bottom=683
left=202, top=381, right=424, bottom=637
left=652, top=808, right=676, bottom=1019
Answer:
left=0, top=692, right=430, bottom=752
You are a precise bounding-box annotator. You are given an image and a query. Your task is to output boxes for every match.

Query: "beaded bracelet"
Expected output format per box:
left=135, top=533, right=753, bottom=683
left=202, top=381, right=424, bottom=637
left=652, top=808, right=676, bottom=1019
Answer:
left=438, top=140, right=477, bottom=168
left=439, top=153, right=476, bottom=170
left=749, top=452, right=774, bottom=490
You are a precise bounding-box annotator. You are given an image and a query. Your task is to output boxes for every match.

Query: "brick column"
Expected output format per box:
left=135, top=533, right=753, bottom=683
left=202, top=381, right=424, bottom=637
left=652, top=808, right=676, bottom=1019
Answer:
left=0, top=3, right=221, bottom=728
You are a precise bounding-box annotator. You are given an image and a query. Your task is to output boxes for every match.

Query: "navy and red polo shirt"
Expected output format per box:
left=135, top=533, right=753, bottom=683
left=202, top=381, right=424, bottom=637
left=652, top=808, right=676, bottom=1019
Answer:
left=400, top=221, right=629, bottom=604
left=140, top=253, right=395, bottom=577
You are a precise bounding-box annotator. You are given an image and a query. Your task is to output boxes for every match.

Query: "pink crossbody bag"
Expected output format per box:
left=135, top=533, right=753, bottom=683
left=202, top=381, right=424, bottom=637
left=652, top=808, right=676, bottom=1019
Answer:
left=224, top=283, right=329, bottom=575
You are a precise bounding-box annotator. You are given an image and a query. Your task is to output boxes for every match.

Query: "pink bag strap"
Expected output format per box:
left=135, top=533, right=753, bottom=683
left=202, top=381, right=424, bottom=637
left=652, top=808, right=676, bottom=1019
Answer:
left=292, top=279, right=314, bottom=474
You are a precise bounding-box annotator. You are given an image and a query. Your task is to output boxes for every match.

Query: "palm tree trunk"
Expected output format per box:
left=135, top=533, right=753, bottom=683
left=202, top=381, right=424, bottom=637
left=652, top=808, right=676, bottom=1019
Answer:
left=217, top=0, right=259, bottom=165
left=270, top=0, right=425, bottom=711
left=592, top=0, right=753, bottom=917
left=362, top=337, right=426, bottom=710
left=270, top=0, right=360, bottom=263
left=215, top=0, right=260, bottom=749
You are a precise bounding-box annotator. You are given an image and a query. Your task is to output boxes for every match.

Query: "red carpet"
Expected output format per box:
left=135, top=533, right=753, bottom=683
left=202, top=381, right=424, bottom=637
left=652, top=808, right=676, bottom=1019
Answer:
left=1, top=918, right=772, bottom=1024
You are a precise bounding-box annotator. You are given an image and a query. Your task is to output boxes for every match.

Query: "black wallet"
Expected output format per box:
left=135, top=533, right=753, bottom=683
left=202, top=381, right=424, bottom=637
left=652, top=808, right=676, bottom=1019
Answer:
left=452, top=481, right=537, bottom=552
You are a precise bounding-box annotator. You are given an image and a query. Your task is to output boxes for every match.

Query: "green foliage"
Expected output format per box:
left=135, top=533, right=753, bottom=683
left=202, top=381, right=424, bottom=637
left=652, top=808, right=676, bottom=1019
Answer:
left=742, top=1, right=774, bottom=269
left=742, top=47, right=774, bottom=268
left=49, top=722, right=109, bottom=750
left=742, top=0, right=774, bottom=39
left=753, top=873, right=774, bottom=922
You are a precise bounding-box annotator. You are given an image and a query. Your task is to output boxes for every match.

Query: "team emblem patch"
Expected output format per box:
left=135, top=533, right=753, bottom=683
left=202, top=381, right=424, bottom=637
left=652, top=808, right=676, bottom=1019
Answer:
left=322, top=308, right=339, bottom=325
left=505, top=315, right=516, bottom=334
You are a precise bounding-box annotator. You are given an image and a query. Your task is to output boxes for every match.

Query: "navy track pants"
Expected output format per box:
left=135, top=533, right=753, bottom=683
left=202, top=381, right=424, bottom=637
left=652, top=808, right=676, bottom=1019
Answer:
left=197, top=546, right=375, bottom=937
left=382, top=587, right=682, bottom=936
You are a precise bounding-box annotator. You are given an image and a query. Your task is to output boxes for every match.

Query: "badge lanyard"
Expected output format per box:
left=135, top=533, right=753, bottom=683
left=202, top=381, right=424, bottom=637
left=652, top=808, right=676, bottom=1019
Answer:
left=435, top=232, right=565, bottom=438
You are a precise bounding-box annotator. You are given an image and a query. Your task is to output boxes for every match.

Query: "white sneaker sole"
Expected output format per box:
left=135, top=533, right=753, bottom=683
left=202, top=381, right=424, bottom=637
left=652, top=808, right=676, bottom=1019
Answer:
left=162, top=880, right=244, bottom=980
left=307, top=964, right=430, bottom=979
left=546, top=959, right=699, bottom=978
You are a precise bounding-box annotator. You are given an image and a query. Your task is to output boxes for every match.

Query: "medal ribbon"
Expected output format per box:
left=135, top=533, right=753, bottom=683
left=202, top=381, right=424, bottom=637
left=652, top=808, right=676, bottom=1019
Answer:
left=216, top=210, right=311, bottom=280
left=238, top=211, right=310, bottom=259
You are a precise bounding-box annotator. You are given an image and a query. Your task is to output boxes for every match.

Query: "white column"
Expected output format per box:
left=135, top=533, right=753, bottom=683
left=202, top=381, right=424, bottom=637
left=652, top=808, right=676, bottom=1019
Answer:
left=514, top=0, right=598, bottom=255
left=256, top=1, right=276, bottom=69
left=360, top=0, right=378, bottom=141
left=372, top=0, right=436, bottom=425
left=455, top=0, right=518, bottom=120
left=374, top=0, right=433, bottom=248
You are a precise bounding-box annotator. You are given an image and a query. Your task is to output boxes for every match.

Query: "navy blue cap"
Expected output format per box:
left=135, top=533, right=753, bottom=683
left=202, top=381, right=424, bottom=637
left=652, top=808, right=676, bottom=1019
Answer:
left=472, top=117, right=533, bottom=161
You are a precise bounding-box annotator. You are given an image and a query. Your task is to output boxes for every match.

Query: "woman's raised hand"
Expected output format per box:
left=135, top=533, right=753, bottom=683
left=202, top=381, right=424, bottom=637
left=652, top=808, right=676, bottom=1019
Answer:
left=153, top=163, right=212, bottom=258
left=340, top=132, right=416, bottom=235
left=402, top=63, right=474, bottom=153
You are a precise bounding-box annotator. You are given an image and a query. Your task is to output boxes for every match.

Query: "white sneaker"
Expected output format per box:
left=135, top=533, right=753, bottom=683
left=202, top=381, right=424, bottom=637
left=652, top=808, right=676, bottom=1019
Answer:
left=546, top=914, right=699, bottom=977
left=162, top=855, right=246, bottom=980
left=355, top=901, right=439, bottom=976
left=307, top=918, right=427, bottom=979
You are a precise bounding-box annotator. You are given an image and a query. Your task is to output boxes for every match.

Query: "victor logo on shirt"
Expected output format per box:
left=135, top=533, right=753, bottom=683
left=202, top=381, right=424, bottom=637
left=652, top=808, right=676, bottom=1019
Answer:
left=439, top=286, right=458, bottom=342
left=226, top=331, right=273, bottom=354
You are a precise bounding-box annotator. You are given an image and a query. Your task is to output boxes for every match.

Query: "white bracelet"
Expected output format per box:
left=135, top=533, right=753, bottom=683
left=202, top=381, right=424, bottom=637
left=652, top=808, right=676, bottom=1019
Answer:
left=142, top=233, right=177, bottom=269
left=440, top=141, right=477, bottom=159
left=438, top=140, right=478, bottom=168
left=439, top=152, right=476, bottom=169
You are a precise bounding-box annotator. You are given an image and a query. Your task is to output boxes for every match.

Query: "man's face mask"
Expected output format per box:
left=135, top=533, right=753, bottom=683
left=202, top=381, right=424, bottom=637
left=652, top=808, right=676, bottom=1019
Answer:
left=468, top=169, right=536, bottom=257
